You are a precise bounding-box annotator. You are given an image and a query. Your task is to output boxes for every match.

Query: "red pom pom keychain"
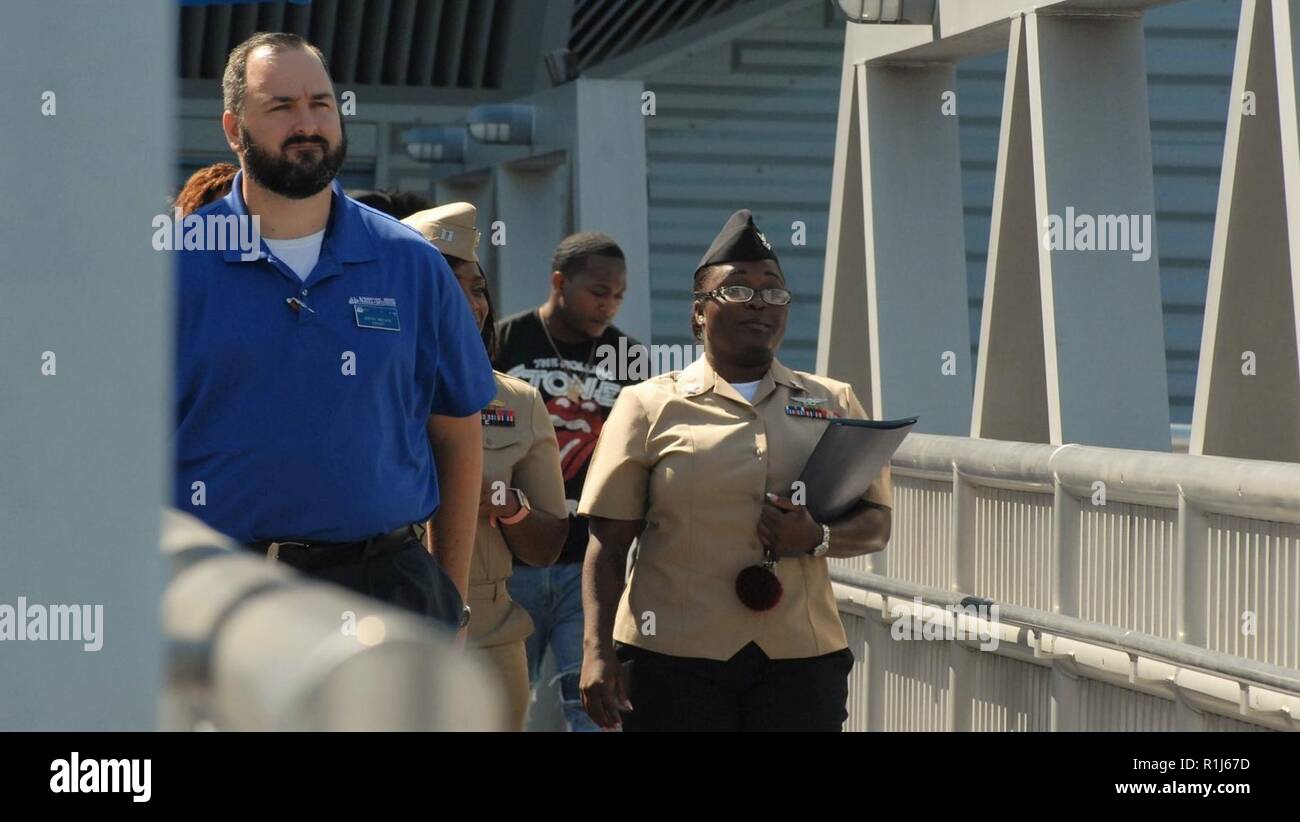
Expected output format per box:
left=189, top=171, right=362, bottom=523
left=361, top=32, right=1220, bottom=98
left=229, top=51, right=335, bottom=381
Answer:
left=736, top=547, right=783, bottom=611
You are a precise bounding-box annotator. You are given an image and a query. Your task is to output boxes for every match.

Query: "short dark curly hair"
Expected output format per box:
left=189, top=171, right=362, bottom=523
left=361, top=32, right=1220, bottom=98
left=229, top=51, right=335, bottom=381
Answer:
left=348, top=189, right=432, bottom=220
left=551, top=232, right=625, bottom=279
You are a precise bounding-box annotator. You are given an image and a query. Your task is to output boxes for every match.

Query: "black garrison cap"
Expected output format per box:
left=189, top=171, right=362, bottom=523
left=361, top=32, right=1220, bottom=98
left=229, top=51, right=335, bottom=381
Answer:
left=694, top=209, right=781, bottom=276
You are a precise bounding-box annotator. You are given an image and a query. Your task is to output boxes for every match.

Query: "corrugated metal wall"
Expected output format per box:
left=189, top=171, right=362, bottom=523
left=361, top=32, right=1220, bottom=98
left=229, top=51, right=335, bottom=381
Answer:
left=644, top=0, right=1241, bottom=424
left=571, top=0, right=763, bottom=71
left=178, top=0, right=519, bottom=89
left=644, top=2, right=842, bottom=368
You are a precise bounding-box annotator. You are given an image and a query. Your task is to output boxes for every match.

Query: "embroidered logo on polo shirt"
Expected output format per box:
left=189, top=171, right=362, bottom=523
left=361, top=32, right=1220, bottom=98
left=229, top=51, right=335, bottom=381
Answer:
left=348, top=296, right=397, bottom=307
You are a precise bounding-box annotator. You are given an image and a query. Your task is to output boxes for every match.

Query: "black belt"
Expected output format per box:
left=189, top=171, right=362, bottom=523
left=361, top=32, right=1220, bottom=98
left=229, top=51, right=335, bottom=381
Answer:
left=248, top=523, right=425, bottom=571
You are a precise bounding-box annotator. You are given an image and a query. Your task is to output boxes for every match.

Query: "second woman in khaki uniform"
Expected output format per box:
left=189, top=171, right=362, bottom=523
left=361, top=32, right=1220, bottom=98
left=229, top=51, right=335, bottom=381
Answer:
left=403, top=203, right=568, bottom=731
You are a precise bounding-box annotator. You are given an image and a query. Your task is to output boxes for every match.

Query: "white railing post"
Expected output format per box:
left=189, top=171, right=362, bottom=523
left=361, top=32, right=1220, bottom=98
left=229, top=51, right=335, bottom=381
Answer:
left=1177, top=494, right=1210, bottom=649
left=952, top=463, right=974, bottom=594
left=1053, top=473, right=1082, bottom=619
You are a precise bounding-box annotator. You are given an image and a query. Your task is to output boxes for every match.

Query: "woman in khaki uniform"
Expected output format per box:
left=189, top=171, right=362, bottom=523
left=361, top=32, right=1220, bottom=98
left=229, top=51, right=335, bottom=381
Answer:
left=403, top=203, right=568, bottom=731
left=577, top=209, right=893, bottom=732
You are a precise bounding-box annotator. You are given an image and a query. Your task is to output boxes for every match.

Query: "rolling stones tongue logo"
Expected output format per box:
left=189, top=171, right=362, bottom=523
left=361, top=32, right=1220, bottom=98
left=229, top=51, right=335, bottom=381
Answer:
left=547, top=395, right=605, bottom=481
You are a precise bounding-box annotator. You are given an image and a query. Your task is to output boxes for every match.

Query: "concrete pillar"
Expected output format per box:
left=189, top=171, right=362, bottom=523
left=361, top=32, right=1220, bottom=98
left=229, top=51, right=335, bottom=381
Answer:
left=0, top=0, right=172, bottom=730
left=1191, top=0, right=1300, bottom=461
left=819, top=42, right=974, bottom=433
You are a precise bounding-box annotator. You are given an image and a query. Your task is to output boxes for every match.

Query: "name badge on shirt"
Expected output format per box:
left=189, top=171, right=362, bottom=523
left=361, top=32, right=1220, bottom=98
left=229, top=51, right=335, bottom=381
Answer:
left=481, top=407, right=516, bottom=427
left=353, top=304, right=400, bottom=331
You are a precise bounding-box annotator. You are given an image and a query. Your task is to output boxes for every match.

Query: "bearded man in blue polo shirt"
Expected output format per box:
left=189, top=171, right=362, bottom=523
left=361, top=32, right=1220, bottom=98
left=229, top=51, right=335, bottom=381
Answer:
left=174, top=32, right=495, bottom=633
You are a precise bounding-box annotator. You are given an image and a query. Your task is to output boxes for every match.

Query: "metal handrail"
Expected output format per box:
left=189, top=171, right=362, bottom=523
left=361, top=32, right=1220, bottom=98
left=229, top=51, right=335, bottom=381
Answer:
left=160, top=509, right=504, bottom=731
left=894, top=433, right=1300, bottom=522
left=829, top=567, right=1300, bottom=695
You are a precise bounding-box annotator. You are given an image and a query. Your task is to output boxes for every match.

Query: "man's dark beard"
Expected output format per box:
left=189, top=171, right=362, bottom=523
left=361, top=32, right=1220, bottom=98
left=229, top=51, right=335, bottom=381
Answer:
left=240, top=123, right=347, bottom=199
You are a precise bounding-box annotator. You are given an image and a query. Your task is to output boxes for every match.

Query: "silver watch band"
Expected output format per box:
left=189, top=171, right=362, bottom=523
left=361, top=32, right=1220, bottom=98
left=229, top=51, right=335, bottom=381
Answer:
left=811, top=523, right=831, bottom=557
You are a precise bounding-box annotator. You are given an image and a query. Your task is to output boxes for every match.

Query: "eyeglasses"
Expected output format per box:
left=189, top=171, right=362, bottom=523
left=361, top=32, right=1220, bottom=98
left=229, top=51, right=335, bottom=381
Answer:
left=693, top=285, right=792, bottom=306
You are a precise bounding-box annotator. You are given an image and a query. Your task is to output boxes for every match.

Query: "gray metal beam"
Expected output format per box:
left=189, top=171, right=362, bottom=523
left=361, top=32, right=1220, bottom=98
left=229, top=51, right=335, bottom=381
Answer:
left=850, top=0, right=1183, bottom=64
left=494, top=0, right=574, bottom=94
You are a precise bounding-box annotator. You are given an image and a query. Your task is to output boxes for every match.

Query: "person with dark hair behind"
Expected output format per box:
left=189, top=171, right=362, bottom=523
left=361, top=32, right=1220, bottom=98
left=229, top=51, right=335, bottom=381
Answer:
left=402, top=203, right=569, bottom=730
left=348, top=188, right=432, bottom=221
left=347, top=189, right=394, bottom=216
left=493, top=231, right=643, bottom=731
left=174, top=162, right=238, bottom=217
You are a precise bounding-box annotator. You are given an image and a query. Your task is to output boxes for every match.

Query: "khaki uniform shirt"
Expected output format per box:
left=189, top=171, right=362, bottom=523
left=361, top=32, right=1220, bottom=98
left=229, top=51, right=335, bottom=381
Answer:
left=469, top=372, right=568, bottom=647
left=577, top=357, right=892, bottom=661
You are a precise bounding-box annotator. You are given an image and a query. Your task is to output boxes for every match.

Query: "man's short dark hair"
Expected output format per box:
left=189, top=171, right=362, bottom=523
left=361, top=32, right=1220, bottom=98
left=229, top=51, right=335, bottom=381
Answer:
left=348, top=189, right=394, bottom=216
left=551, top=232, right=625, bottom=279
left=348, top=189, right=431, bottom=220
left=223, top=32, right=330, bottom=118
left=388, top=191, right=433, bottom=220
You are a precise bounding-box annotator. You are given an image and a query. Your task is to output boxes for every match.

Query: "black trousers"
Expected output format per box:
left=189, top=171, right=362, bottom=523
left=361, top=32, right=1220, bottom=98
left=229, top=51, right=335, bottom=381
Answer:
left=278, top=539, right=464, bottom=631
left=614, top=641, right=853, bottom=732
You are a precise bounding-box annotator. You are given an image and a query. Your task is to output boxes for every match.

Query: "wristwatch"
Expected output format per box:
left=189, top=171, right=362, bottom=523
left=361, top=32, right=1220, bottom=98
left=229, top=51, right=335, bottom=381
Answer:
left=809, top=523, right=831, bottom=558
left=458, top=604, right=472, bottom=629
left=498, top=488, right=532, bottom=526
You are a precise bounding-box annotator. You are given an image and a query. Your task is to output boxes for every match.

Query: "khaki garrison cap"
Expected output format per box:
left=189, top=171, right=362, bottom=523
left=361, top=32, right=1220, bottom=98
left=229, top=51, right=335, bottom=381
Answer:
left=402, top=202, right=482, bottom=263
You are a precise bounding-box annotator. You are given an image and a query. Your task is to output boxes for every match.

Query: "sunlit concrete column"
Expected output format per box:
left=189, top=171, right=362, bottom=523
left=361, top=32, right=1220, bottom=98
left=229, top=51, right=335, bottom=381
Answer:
left=818, top=24, right=973, bottom=433
left=0, top=0, right=172, bottom=729
left=1022, top=11, right=1170, bottom=449
left=1191, top=0, right=1300, bottom=461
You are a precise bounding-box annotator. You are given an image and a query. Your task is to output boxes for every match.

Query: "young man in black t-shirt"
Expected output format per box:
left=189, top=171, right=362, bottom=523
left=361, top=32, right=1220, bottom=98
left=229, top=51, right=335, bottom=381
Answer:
left=494, top=232, right=642, bottom=731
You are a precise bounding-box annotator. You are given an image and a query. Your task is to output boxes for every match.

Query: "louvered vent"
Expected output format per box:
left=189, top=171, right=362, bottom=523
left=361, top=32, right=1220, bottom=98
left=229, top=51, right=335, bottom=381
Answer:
left=179, top=0, right=516, bottom=89
left=570, top=0, right=763, bottom=71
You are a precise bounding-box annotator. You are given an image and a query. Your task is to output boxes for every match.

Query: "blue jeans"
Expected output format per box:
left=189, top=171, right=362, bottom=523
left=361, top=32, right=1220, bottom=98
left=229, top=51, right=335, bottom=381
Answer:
left=507, top=562, right=600, bottom=732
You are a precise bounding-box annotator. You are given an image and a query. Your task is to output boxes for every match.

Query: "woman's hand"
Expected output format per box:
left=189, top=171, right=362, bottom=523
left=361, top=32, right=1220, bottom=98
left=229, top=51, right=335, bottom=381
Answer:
left=758, top=493, right=824, bottom=558
left=580, top=644, right=632, bottom=730
left=478, top=479, right=521, bottom=523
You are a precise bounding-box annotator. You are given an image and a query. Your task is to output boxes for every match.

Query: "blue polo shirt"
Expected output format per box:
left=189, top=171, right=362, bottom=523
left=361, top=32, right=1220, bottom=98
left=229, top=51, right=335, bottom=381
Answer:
left=173, top=172, right=495, bottom=543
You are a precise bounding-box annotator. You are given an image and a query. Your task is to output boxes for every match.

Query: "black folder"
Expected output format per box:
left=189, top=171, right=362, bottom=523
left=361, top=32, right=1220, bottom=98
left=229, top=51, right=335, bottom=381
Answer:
left=797, top=417, right=917, bottom=522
